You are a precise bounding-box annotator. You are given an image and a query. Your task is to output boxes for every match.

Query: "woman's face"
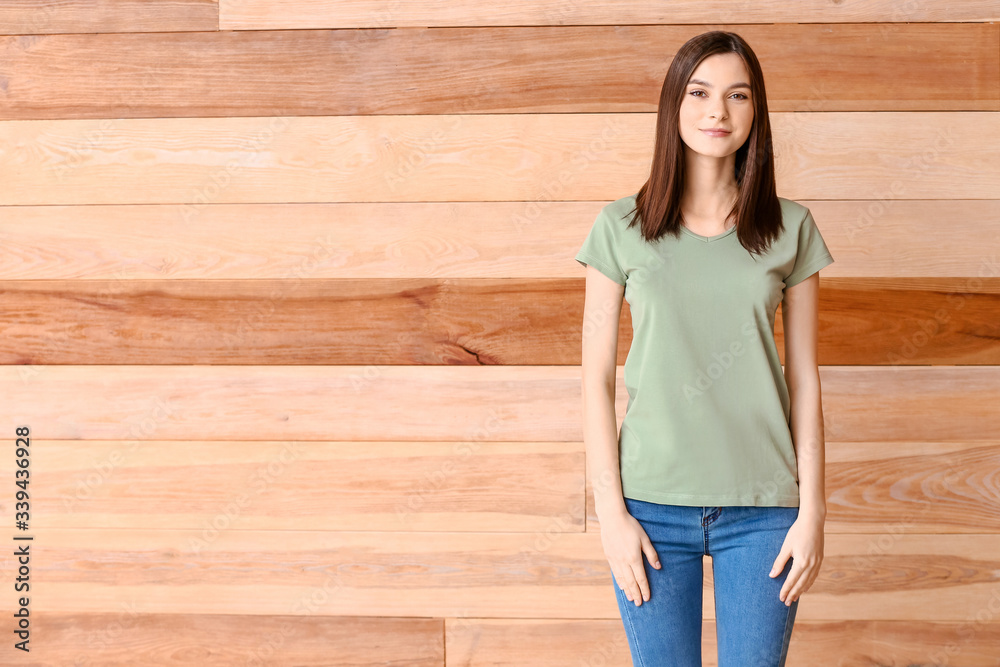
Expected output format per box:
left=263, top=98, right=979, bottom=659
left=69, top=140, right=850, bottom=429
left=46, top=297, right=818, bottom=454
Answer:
left=678, top=53, right=754, bottom=159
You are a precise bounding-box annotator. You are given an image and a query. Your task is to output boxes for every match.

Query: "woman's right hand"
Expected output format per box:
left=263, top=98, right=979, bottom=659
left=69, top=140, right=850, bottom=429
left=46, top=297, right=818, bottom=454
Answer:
left=600, top=506, right=661, bottom=606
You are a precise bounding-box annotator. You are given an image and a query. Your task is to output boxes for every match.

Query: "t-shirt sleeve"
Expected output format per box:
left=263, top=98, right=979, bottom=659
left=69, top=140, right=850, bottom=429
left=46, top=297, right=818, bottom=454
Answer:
left=783, top=208, right=834, bottom=288
left=575, top=207, right=627, bottom=286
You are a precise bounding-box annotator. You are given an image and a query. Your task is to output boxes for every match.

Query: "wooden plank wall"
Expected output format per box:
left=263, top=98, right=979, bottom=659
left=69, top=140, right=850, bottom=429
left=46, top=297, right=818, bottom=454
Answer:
left=1, top=1, right=999, bottom=665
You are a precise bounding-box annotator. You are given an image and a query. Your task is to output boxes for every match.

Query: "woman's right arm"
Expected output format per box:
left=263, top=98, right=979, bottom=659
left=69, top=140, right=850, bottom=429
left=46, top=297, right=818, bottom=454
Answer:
left=580, top=265, right=661, bottom=606
left=580, top=265, right=628, bottom=520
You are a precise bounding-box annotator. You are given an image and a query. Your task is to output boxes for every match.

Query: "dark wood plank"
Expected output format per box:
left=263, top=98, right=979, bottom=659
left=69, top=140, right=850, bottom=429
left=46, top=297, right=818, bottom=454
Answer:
left=0, top=278, right=578, bottom=365
left=777, top=278, right=1000, bottom=366
left=1, top=278, right=998, bottom=365
left=0, top=0, right=217, bottom=35
left=0, top=23, right=995, bottom=119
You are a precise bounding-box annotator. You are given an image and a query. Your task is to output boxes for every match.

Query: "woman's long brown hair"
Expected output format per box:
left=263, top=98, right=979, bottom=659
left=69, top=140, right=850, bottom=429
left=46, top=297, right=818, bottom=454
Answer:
left=626, top=30, right=783, bottom=257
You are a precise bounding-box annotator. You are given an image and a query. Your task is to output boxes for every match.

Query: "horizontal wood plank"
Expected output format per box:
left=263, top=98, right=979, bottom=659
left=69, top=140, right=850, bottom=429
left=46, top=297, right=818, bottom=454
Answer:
left=584, top=441, right=1000, bottom=534
left=25, top=612, right=442, bottom=666
left=13, top=529, right=1000, bottom=620
left=2, top=113, right=998, bottom=204
left=0, top=0, right=216, bottom=35
left=15, top=613, right=1000, bottom=666
left=2, top=4, right=993, bottom=660
left=1, top=24, right=996, bottom=119
left=5, top=366, right=999, bottom=442
left=1, top=278, right=998, bottom=365
left=446, top=617, right=1000, bottom=667
left=5, top=439, right=997, bottom=534
left=22, top=440, right=584, bottom=532
left=220, top=1, right=1000, bottom=29
left=1, top=200, right=996, bottom=280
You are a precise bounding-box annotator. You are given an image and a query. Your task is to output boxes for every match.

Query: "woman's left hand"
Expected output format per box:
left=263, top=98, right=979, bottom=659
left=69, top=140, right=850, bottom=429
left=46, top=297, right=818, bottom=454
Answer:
left=769, top=511, right=825, bottom=605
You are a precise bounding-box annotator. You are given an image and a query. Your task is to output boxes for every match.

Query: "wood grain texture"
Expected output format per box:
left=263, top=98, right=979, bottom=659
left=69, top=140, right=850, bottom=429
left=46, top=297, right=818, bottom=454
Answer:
left=0, top=278, right=582, bottom=366
left=219, top=0, right=1000, bottom=29
left=0, top=0, right=217, bottom=35
left=2, top=113, right=998, bottom=205
left=8, top=439, right=997, bottom=535
left=446, top=618, right=1000, bottom=667
left=1, top=200, right=997, bottom=280
left=584, top=441, right=1000, bottom=534
left=0, top=278, right=997, bottom=365
left=25, top=612, right=443, bottom=667
left=0, top=6, right=995, bottom=661
left=1, top=24, right=996, bottom=119
left=24, top=440, right=585, bottom=532
left=5, top=366, right=999, bottom=442
left=14, top=528, right=1000, bottom=620
left=15, top=614, right=1000, bottom=666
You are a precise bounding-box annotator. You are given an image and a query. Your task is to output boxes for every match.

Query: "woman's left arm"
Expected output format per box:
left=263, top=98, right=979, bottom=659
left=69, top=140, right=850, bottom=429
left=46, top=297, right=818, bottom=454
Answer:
left=769, top=270, right=827, bottom=605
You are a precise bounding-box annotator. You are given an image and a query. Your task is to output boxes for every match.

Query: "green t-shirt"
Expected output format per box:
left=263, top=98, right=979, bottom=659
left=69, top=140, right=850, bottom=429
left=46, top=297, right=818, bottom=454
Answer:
left=576, top=194, right=834, bottom=507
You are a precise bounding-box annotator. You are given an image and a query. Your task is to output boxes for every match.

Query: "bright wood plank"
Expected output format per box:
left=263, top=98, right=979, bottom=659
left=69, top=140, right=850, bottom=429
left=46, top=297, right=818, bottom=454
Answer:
left=446, top=618, right=1000, bottom=667
left=15, top=613, right=1000, bottom=666
left=5, top=438, right=996, bottom=535
left=27, top=612, right=442, bottom=666
left=585, top=441, right=1000, bottom=534
left=5, top=366, right=999, bottom=442
left=219, top=0, right=1000, bottom=29
left=1, top=200, right=996, bottom=280
left=1, top=113, right=999, bottom=204
left=0, top=201, right=602, bottom=279
left=21, top=440, right=584, bottom=532
left=11, top=529, right=1000, bottom=621
left=0, top=0, right=216, bottom=34
left=2, top=24, right=995, bottom=119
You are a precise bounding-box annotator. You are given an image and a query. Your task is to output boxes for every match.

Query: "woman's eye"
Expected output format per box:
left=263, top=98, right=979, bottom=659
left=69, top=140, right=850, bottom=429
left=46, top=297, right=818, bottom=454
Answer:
left=690, top=91, right=749, bottom=100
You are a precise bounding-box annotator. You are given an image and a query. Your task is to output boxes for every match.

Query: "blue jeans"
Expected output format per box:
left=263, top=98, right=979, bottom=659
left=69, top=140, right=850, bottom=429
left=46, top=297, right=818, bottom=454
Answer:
left=612, top=497, right=800, bottom=666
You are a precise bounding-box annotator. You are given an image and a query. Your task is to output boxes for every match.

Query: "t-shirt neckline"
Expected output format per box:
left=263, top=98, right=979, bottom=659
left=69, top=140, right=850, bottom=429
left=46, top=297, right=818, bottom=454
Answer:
left=679, top=223, right=737, bottom=243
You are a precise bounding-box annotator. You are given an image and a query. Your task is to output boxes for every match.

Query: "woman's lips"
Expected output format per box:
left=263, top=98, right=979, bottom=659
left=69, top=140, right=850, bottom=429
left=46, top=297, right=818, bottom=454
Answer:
left=701, top=129, right=731, bottom=137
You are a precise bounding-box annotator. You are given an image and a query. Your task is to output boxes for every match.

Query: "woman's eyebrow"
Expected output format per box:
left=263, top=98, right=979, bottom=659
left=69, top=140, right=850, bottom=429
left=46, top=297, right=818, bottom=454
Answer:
left=687, top=78, right=751, bottom=90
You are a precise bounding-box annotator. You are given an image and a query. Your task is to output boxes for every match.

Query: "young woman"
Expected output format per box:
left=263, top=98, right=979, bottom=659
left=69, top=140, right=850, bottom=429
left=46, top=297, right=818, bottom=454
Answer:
left=576, top=31, right=832, bottom=666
